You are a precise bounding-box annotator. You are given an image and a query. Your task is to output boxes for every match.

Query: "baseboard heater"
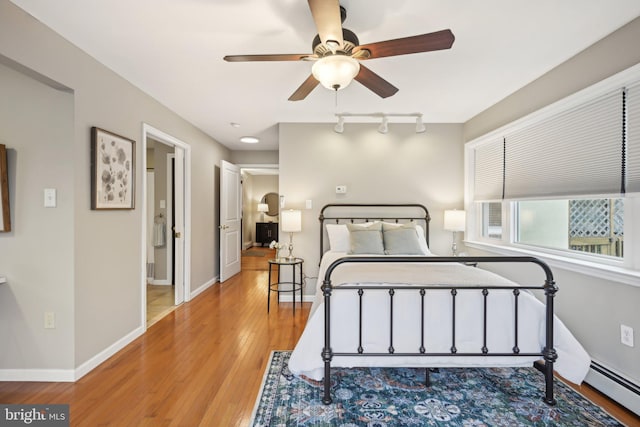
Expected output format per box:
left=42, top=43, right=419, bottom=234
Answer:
left=585, top=360, right=640, bottom=417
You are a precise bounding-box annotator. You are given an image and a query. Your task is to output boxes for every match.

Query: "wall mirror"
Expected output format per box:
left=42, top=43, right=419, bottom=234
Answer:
left=261, top=192, right=279, bottom=217
left=0, top=144, right=10, bottom=232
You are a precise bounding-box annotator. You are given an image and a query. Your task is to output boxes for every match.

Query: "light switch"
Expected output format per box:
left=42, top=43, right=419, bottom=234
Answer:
left=305, top=199, right=313, bottom=209
left=336, top=185, right=347, bottom=194
left=44, top=188, right=57, bottom=208
left=160, top=200, right=166, bottom=209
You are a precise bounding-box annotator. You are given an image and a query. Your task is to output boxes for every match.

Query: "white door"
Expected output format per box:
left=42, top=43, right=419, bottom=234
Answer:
left=173, top=148, right=185, bottom=304
left=219, top=160, right=241, bottom=282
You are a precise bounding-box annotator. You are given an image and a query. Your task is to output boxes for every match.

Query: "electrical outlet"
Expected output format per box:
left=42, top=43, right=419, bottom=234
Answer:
left=44, top=312, right=55, bottom=329
left=620, top=324, right=634, bottom=347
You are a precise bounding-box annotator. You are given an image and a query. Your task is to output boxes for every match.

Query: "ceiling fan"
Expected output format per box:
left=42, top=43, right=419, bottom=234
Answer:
left=223, top=0, right=455, bottom=101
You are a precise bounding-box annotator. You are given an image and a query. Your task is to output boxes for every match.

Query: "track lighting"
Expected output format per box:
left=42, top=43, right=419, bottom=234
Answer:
left=378, top=116, right=389, bottom=134
left=333, top=112, right=426, bottom=134
left=415, top=115, right=426, bottom=133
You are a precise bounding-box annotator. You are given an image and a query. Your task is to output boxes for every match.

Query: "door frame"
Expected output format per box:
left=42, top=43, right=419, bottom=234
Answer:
left=141, top=123, right=191, bottom=329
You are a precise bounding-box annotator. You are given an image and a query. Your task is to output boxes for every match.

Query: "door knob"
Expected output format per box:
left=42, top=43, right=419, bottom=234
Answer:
left=174, top=231, right=182, bottom=238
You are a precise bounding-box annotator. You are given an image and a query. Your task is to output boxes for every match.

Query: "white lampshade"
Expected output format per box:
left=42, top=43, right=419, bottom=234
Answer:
left=257, top=203, right=269, bottom=213
left=281, top=209, right=302, bottom=233
left=444, top=210, right=466, bottom=232
left=312, top=55, right=360, bottom=91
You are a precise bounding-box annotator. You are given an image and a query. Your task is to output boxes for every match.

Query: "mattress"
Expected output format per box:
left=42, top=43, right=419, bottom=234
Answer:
left=288, top=251, right=591, bottom=384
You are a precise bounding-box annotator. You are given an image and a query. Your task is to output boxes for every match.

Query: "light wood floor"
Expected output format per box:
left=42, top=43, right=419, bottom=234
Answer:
left=147, top=284, right=176, bottom=327
left=0, top=247, right=638, bottom=426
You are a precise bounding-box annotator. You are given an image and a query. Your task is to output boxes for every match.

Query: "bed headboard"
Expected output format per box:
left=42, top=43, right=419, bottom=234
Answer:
left=319, top=203, right=431, bottom=258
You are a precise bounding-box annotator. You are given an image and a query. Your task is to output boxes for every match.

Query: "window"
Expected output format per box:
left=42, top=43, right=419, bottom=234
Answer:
left=515, top=198, right=623, bottom=258
left=466, top=64, right=640, bottom=275
left=482, top=202, right=502, bottom=239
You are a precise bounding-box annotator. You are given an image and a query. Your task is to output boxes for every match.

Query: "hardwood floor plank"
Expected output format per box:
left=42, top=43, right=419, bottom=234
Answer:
left=0, top=248, right=637, bottom=426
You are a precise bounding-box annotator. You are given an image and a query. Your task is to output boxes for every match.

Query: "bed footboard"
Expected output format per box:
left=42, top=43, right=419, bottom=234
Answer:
left=321, top=256, right=558, bottom=406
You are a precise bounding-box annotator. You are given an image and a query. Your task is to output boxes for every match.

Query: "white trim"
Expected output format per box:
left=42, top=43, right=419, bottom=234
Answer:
left=275, top=295, right=315, bottom=303
left=0, top=325, right=144, bottom=382
left=74, top=325, right=145, bottom=381
left=190, top=276, right=218, bottom=299
left=166, top=153, right=175, bottom=287
left=586, top=359, right=640, bottom=417
left=464, top=240, right=640, bottom=287
left=141, top=123, right=192, bottom=330
left=149, top=279, right=171, bottom=286
left=0, top=369, right=74, bottom=382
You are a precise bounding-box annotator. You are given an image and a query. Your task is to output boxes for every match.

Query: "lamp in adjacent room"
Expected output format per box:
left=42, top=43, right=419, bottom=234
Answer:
left=257, top=203, right=269, bottom=222
left=444, top=209, right=466, bottom=256
left=280, top=209, right=302, bottom=260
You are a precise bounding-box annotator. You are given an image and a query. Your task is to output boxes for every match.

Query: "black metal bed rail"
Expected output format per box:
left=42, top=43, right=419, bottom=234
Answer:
left=320, top=256, right=558, bottom=407
left=319, top=203, right=431, bottom=263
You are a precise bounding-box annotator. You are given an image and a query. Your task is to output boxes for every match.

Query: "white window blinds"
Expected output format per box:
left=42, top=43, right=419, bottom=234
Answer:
left=473, top=138, right=503, bottom=201
left=628, top=81, right=640, bottom=193
left=504, top=89, right=624, bottom=199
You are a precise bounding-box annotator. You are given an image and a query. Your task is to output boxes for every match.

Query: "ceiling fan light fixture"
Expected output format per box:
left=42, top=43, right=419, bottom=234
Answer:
left=312, top=54, right=360, bottom=91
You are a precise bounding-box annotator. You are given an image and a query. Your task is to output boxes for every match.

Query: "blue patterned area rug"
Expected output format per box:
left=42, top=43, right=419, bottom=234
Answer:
left=250, top=351, right=623, bottom=426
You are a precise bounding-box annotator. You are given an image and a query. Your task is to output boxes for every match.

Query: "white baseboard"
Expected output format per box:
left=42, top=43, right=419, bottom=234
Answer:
left=0, top=325, right=145, bottom=382
left=74, top=325, right=145, bottom=381
left=0, top=368, right=75, bottom=382
left=190, top=276, right=218, bottom=300
left=149, top=279, right=171, bottom=285
left=275, top=295, right=314, bottom=303
left=585, top=359, right=640, bottom=416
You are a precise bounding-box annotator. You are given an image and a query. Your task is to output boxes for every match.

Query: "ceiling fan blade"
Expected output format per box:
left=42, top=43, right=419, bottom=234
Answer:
left=308, top=0, right=344, bottom=48
left=224, top=54, right=314, bottom=62
left=354, top=65, right=399, bottom=99
left=354, top=29, right=455, bottom=60
left=288, top=74, right=320, bottom=101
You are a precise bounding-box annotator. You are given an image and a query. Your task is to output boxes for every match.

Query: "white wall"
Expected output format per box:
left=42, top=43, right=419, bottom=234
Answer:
left=279, top=122, right=464, bottom=286
left=0, top=1, right=230, bottom=377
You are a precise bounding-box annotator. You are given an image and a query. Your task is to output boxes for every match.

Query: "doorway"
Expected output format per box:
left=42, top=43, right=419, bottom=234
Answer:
left=239, top=167, right=279, bottom=249
left=142, top=124, right=190, bottom=328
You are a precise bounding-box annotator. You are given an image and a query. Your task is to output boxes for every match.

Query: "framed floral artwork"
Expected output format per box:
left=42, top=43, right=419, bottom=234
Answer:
left=91, top=127, right=135, bottom=210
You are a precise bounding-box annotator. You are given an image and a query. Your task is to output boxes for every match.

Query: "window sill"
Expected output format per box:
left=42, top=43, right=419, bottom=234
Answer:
left=464, top=240, right=640, bottom=288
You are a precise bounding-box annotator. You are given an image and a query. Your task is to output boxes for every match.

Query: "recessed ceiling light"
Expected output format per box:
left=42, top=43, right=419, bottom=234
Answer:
left=240, top=136, right=260, bottom=144
left=230, top=122, right=240, bottom=128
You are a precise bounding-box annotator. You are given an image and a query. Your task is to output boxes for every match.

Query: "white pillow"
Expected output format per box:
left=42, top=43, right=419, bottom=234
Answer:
left=326, top=224, right=349, bottom=252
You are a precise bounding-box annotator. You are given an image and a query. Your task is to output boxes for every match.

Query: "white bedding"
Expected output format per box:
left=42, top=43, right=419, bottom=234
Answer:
left=289, top=251, right=591, bottom=384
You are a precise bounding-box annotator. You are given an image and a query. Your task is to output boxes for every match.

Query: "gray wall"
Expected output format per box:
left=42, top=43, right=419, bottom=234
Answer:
left=279, top=122, right=465, bottom=284
left=0, top=63, right=75, bottom=370
left=463, top=16, right=640, bottom=399
left=0, top=1, right=229, bottom=374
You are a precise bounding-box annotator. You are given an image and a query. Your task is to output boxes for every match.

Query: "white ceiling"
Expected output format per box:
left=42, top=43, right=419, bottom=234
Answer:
left=11, top=0, right=640, bottom=151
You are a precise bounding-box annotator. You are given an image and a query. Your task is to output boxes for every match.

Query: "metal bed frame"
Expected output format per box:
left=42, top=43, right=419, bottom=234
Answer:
left=318, top=203, right=558, bottom=406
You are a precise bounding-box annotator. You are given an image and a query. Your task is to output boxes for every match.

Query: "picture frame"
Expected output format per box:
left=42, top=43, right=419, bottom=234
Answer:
left=0, top=144, right=10, bottom=232
left=91, top=127, right=135, bottom=210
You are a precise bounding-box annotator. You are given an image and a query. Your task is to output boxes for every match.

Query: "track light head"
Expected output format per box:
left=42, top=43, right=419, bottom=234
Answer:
left=378, top=116, right=389, bottom=134
left=334, top=116, right=344, bottom=133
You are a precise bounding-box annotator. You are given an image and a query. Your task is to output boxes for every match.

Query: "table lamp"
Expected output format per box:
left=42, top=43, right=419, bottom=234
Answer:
left=444, top=210, right=466, bottom=256
left=280, top=209, right=302, bottom=260
left=257, top=203, right=268, bottom=222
